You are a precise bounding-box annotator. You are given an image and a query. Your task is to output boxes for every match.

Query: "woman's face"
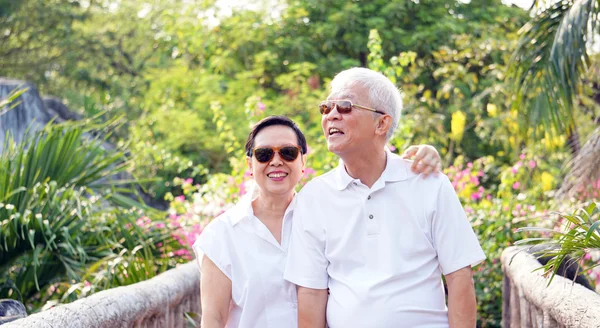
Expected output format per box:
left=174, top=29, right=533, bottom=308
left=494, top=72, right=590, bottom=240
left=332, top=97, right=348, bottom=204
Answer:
left=247, top=125, right=306, bottom=197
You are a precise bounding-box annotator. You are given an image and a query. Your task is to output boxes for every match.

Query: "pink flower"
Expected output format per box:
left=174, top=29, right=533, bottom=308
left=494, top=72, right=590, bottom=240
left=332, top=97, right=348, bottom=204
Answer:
left=486, top=194, right=492, bottom=200
left=184, top=178, right=193, bottom=185
left=84, top=281, right=91, bottom=288
left=175, top=195, right=185, bottom=202
left=512, top=182, right=520, bottom=190
left=511, top=167, right=519, bottom=174
left=471, top=192, right=482, bottom=201
left=388, top=144, right=397, bottom=152
left=155, top=223, right=166, bottom=229
left=520, top=154, right=526, bottom=160
left=257, top=102, right=266, bottom=112
left=528, top=160, right=536, bottom=169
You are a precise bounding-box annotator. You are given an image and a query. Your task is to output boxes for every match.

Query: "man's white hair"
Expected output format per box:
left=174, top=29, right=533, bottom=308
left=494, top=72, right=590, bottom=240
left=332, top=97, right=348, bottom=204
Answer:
left=329, top=67, right=403, bottom=141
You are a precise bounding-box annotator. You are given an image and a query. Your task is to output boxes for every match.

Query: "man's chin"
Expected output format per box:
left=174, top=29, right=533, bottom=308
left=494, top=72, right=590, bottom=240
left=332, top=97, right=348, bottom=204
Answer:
left=327, top=142, right=345, bottom=156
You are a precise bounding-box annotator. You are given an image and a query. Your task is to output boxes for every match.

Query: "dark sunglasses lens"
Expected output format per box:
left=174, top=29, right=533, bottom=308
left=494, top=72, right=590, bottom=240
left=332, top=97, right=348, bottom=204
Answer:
left=319, top=103, right=331, bottom=115
left=254, top=148, right=274, bottom=163
left=336, top=101, right=352, bottom=113
left=280, top=147, right=300, bottom=161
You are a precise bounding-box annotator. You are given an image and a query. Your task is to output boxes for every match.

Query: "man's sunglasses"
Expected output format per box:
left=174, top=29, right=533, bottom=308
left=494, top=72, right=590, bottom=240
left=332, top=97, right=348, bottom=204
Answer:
left=251, top=145, right=302, bottom=163
left=319, top=100, right=386, bottom=115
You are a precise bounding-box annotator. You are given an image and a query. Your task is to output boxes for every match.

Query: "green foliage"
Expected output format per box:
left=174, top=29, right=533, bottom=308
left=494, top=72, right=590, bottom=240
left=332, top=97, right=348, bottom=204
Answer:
left=0, top=118, right=186, bottom=312
left=508, top=0, right=600, bottom=137
left=5, top=0, right=600, bottom=324
left=517, top=202, right=600, bottom=286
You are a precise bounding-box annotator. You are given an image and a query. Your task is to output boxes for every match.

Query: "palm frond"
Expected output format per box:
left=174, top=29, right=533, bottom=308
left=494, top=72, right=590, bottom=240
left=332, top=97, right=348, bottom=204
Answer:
left=0, top=87, right=28, bottom=117
left=508, top=0, right=600, bottom=136
left=517, top=202, right=600, bottom=285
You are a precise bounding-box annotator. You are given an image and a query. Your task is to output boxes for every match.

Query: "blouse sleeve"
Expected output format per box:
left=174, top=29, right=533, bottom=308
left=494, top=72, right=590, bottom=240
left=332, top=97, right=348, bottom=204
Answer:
left=193, top=218, right=233, bottom=280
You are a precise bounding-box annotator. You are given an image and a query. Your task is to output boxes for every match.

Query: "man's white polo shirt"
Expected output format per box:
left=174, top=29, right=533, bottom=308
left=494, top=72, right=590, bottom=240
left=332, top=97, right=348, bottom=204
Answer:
left=283, top=151, right=486, bottom=328
left=193, top=194, right=298, bottom=328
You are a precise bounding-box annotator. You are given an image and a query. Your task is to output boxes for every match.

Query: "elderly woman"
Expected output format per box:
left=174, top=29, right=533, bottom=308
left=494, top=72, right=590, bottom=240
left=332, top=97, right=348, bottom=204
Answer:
left=193, top=115, right=441, bottom=328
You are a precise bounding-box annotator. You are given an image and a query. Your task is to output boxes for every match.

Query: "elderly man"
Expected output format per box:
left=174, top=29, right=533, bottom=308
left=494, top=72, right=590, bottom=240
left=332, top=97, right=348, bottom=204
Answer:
left=283, top=67, right=485, bottom=328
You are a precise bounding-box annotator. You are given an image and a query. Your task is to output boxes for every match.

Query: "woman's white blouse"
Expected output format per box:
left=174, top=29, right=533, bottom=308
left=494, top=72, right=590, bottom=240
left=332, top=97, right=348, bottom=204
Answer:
left=193, top=195, right=297, bottom=328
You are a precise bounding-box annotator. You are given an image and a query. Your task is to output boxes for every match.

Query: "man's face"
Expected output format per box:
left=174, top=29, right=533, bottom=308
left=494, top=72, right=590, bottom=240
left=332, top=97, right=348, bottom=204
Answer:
left=321, top=84, right=380, bottom=156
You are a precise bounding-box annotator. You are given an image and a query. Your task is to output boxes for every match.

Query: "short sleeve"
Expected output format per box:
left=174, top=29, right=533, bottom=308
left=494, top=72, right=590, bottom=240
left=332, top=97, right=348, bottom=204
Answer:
left=432, top=176, right=486, bottom=275
left=193, top=219, right=233, bottom=280
left=283, top=190, right=329, bottom=289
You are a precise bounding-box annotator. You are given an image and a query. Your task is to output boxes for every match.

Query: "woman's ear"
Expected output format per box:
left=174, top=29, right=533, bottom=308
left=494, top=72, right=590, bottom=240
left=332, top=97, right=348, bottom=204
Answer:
left=246, top=156, right=252, bottom=173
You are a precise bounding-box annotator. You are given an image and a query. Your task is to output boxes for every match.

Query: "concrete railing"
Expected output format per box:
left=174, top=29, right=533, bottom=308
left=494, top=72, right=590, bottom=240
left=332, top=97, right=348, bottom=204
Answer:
left=502, top=246, right=600, bottom=328
left=3, top=261, right=201, bottom=328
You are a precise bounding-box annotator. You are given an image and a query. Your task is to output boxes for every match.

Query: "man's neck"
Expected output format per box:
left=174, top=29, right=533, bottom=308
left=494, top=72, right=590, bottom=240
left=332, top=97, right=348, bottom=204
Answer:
left=341, top=147, right=387, bottom=188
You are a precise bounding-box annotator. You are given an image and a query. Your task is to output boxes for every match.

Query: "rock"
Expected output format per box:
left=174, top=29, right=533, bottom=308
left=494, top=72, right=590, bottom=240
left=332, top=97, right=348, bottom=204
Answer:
left=42, top=96, right=82, bottom=122
left=0, top=299, right=27, bottom=324
left=0, top=79, right=51, bottom=154
left=0, top=79, right=83, bottom=154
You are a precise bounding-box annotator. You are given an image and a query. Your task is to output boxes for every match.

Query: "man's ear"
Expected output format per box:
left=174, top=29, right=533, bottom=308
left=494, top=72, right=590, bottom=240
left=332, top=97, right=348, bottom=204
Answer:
left=375, top=115, right=392, bottom=137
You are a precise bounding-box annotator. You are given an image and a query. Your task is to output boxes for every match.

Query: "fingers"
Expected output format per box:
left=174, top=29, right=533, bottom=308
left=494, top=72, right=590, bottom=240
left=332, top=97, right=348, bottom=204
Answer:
left=411, top=147, right=428, bottom=171
left=402, top=145, right=418, bottom=159
left=413, top=154, right=441, bottom=177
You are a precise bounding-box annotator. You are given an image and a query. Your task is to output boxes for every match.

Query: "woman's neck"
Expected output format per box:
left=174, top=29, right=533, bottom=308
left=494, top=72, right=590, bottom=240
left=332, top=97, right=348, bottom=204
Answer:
left=252, top=191, right=295, bottom=220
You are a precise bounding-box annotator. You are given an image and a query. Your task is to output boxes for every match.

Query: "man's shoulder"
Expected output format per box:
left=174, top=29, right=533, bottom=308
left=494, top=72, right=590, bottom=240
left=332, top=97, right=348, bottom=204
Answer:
left=387, top=152, right=450, bottom=188
left=299, top=168, right=338, bottom=193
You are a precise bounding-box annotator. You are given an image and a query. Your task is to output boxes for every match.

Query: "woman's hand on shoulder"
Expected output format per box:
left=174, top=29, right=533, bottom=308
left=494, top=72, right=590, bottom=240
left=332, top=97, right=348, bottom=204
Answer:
left=402, top=144, right=442, bottom=178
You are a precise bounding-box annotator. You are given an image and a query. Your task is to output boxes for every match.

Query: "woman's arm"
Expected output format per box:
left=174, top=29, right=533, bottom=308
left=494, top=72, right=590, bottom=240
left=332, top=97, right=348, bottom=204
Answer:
left=200, top=255, right=232, bottom=328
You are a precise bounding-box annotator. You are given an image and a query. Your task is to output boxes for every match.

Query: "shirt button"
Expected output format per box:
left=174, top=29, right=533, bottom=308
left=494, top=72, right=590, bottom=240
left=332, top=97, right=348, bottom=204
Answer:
left=369, top=214, right=374, bottom=219
left=352, top=182, right=358, bottom=186
left=367, top=195, right=371, bottom=200
left=292, top=303, right=297, bottom=309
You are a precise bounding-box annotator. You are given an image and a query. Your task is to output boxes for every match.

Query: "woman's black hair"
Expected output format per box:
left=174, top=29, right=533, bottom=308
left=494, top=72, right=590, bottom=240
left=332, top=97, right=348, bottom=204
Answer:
left=245, top=116, right=308, bottom=157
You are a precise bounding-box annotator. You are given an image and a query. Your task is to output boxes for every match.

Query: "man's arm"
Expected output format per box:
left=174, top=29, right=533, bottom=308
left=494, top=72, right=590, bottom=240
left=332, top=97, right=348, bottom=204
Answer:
left=445, top=266, right=477, bottom=328
left=297, top=286, right=328, bottom=328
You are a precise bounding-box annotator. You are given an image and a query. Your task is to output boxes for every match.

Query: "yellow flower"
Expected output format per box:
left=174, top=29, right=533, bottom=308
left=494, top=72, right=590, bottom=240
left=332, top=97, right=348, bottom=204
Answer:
left=541, top=172, right=555, bottom=191
left=486, top=103, right=498, bottom=117
left=451, top=111, right=466, bottom=142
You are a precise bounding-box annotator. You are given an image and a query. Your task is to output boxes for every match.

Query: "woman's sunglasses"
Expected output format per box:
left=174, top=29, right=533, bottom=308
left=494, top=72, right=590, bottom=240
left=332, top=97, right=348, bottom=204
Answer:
left=319, top=100, right=386, bottom=115
left=251, top=145, right=302, bottom=163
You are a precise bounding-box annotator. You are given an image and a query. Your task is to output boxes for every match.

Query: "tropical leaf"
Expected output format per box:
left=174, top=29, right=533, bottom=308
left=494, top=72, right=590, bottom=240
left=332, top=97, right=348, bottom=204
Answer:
left=518, top=202, right=600, bottom=285
left=508, top=0, right=600, bottom=136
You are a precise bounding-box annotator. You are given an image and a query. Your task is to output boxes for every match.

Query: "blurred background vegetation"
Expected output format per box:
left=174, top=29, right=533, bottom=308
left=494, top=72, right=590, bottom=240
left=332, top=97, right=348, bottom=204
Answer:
left=1, top=0, right=599, bottom=327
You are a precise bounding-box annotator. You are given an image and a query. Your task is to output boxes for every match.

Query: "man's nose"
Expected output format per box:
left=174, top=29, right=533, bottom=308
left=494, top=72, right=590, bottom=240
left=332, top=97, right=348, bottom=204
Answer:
left=327, top=104, right=342, bottom=120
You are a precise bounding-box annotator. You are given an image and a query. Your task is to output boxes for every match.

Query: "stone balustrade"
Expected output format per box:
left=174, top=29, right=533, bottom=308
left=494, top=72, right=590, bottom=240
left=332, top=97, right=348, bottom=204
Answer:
left=3, top=261, right=201, bottom=328
left=502, top=246, right=600, bottom=328
left=4, top=246, right=600, bottom=328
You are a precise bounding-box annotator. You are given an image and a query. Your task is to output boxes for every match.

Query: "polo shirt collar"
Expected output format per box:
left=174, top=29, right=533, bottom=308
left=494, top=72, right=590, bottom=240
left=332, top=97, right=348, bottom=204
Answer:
left=334, top=148, right=409, bottom=190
